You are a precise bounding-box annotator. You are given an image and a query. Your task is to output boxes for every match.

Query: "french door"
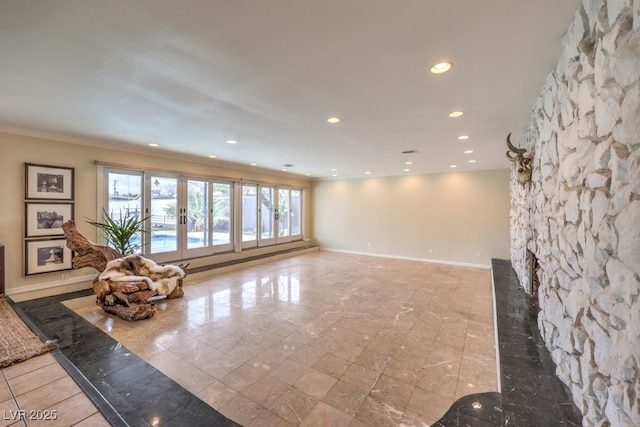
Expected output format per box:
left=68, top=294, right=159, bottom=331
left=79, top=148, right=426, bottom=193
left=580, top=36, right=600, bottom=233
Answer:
left=245, top=184, right=301, bottom=248
left=100, top=166, right=301, bottom=262
left=146, top=175, right=233, bottom=263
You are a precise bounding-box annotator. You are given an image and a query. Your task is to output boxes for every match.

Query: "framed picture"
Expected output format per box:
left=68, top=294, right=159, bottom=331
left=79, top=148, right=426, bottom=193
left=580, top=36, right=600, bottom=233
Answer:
left=25, top=163, right=74, bottom=200
left=25, top=238, right=73, bottom=275
left=25, top=202, right=73, bottom=237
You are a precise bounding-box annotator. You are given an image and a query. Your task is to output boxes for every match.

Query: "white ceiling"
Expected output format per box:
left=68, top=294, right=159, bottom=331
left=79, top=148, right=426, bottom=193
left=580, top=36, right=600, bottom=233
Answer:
left=0, top=0, right=580, bottom=179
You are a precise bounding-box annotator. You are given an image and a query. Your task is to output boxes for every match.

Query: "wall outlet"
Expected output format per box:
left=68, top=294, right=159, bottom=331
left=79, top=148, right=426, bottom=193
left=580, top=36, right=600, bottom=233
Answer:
left=428, top=248, right=433, bottom=254
left=367, top=242, right=371, bottom=248
left=476, top=251, right=481, bottom=257
left=61, top=272, right=69, bottom=281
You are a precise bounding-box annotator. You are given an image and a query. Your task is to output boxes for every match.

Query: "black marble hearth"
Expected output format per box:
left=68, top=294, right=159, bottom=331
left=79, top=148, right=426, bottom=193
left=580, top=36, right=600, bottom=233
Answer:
left=492, top=259, right=582, bottom=426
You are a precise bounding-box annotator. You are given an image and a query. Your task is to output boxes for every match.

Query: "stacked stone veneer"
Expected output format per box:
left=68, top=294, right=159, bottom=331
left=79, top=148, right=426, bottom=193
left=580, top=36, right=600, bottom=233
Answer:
left=509, top=1, right=640, bottom=425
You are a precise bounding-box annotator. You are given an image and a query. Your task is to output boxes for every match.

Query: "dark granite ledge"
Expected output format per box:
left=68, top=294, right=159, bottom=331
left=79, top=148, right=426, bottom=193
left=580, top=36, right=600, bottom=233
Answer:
left=13, top=290, right=238, bottom=427
left=492, top=259, right=582, bottom=427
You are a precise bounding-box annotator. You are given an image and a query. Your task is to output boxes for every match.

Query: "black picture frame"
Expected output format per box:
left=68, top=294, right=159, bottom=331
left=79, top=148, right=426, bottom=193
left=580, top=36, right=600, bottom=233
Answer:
left=25, top=163, right=74, bottom=201
left=25, top=238, right=73, bottom=275
left=25, top=202, right=74, bottom=238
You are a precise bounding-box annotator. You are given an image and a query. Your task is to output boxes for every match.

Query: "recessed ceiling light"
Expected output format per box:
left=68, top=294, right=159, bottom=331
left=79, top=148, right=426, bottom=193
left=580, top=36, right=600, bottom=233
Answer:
left=148, top=143, right=159, bottom=147
left=250, top=162, right=257, bottom=166
left=281, top=168, right=288, bottom=171
left=332, top=174, right=338, bottom=177
left=226, top=140, right=237, bottom=144
left=468, top=159, right=476, bottom=163
left=448, top=111, right=464, bottom=118
left=327, top=117, right=341, bottom=124
left=405, top=161, right=413, bottom=165
left=430, top=61, right=453, bottom=74
left=365, top=171, right=371, bottom=175
left=404, top=168, right=411, bottom=172
left=331, top=168, right=337, bottom=171
left=305, top=173, right=310, bottom=176
left=464, top=150, right=474, bottom=154
left=209, top=155, right=217, bottom=158
left=450, top=164, right=457, bottom=168
left=458, top=135, right=470, bottom=140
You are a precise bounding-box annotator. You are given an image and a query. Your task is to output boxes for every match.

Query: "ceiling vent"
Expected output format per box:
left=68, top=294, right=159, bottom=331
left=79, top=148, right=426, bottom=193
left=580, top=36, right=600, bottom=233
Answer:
left=401, top=150, right=419, bottom=154
left=282, top=163, right=295, bottom=168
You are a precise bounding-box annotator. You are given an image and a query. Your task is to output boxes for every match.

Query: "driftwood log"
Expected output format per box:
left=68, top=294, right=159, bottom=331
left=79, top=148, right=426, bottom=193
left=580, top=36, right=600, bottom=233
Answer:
left=62, top=220, right=122, bottom=272
left=62, top=220, right=187, bottom=321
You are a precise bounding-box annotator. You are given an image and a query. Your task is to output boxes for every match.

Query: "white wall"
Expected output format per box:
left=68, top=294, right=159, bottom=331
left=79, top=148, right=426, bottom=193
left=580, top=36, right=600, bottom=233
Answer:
left=312, top=169, right=510, bottom=267
left=0, top=131, right=312, bottom=299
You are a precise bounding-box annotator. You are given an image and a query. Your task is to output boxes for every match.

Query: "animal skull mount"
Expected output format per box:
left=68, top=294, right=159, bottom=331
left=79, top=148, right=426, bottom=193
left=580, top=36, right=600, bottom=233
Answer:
left=506, top=133, right=532, bottom=185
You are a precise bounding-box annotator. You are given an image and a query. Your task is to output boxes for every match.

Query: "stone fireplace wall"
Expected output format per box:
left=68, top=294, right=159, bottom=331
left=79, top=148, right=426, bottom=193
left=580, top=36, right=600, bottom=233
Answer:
left=509, top=1, right=639, bottom=425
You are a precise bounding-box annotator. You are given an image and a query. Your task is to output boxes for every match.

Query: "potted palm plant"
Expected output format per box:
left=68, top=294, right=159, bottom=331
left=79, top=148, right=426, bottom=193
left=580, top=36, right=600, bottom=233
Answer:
left=87, top=209, right=151, bottom=256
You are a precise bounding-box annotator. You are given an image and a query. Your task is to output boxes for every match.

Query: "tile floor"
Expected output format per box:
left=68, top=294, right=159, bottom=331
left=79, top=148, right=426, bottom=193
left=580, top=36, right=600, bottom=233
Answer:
left=68, top=251, right=499, bottom=426
left=0, top=352, right=109, bottom=427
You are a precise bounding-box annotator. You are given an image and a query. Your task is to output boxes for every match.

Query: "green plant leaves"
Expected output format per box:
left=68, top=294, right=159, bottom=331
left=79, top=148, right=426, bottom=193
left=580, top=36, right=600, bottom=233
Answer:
left=87, top=209, right=151, bottom=256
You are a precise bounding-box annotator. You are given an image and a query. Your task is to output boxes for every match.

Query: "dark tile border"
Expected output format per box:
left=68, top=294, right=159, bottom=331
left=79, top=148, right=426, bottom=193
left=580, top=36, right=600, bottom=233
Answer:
left=491, top=259, right=582, bottom=426
left=13, top=291, right=238, bottom=427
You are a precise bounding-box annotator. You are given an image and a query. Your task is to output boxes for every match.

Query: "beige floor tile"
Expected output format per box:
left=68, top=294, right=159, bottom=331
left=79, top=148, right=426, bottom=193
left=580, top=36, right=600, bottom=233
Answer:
left=294, top=370, right=337, bottom=399
left=353, top=349, right=391, bottom=374
left=322, top=380, right=369, bottom=417
left=28, top=393, right=99, bottom=427
left=400, top=408, right=438, bottom=427
left=0, top=399, right=19, bottom=427
left=15, top=376, right=82, bottom=412
left=269, top=388, right=318, bottom=425
left=313, top=353, right=351, bottom=379
left=221, top=363, right=267, bottom=392
left=195, top=379, right=239, bottom=408
left=268, top=358, right=313, bottom=386
left=161, top=360, right=218, bottom=394
left=219, top=394, right=271, bottom=427
left=407, top=387, right=453, bottom=422
left=8, top=363, right=67, bottom=397
left=71, top=411, right=112, bottom=426
left=247, top=410, right=293, bottom=427
left=383, top=357, right=424, bottom=386
left=68, top=252, right=498, bottom=426
left=340, top=363, right=381, bottom=391
left=0, top=381, right=12, bottom=404
left=299, top=402, right=353, bottom=427
left=242, top=375, right=291, bottom=408
left=369, top=374, right=414, bottom=410
left=2, top=353, right=56, bottom=381
left=416, top=367, right=458, bottom=400
left=355, top=396, right=405, bottom=427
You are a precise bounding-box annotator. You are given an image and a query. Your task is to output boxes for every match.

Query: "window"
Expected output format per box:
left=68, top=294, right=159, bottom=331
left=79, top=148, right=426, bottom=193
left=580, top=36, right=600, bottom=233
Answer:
left=99, top=166, right=303, bottom=262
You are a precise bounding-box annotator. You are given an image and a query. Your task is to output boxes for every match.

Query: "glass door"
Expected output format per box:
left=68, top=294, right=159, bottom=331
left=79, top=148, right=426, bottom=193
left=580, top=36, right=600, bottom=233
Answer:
left=147, top=175, right=180, bottom=262
left=278, top=188, right=291, bottom=240
left=257, top=186, right=302, bottom=246
left=291, top=189, right=301, bottom=237
left=241, top=184, right=258, bottom=248
left=212, top=182, right=233, bottom=252
left=259, top=186, right=276, bottom=246
left=104, top=169, right=144, bottom=252
left=185, top=179, right=211, bottom=257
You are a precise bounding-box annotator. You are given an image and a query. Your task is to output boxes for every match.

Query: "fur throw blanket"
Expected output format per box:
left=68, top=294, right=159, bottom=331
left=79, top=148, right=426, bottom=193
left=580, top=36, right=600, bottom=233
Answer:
left=99, top=255, right=186, bottom=296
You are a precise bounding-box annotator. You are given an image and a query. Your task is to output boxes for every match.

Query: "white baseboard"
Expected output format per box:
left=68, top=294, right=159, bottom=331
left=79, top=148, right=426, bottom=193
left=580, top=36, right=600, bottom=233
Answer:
left=491, top=266, right=502, bottom=392
left=7, top=273, right=97, bottom=297
left=320, top=247, right=491, bottom=269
